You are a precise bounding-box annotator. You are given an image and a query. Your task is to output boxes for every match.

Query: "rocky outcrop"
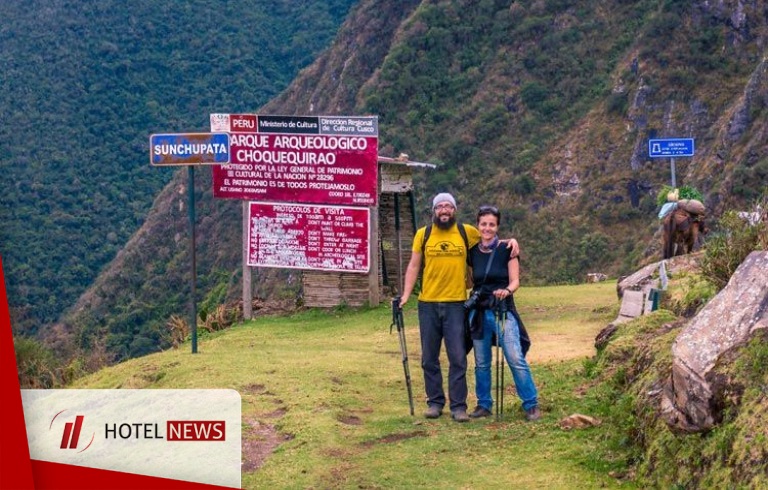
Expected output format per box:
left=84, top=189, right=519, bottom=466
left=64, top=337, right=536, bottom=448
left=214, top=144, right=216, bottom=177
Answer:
left=727, top=59, right=768, bottom=142
left=595, top=254, right=704, bottom=350
left=661, top=251, right=768, bottom=432
left=616, top=261, right=661, bottom=300
left=616, top=253, right=703, bottom=300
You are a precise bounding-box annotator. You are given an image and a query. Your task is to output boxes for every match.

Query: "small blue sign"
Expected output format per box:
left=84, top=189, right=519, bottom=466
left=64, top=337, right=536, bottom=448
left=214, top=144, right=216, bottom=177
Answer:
left=648, top=138, right=694, bottom=158
left=150, top=133, right=230, bottom=166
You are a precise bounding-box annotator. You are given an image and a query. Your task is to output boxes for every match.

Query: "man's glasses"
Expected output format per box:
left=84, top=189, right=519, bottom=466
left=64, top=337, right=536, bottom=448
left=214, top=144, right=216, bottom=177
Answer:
left=435, top=204, right=455, bottom=210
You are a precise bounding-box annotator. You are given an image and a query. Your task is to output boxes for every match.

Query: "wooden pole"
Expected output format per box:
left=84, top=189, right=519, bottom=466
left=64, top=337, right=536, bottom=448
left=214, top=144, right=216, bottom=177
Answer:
left=368, top=206, right=380, bottom=306
left=242, top=201, right=252, bottom=320
left=188, top=167, right=198, bottom=354
left=394, top=193, right=403, bottom=294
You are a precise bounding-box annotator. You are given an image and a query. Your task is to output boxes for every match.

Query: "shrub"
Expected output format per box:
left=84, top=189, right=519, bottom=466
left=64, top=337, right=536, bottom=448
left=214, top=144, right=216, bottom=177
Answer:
left=511, top=174, right=536, bottom=195
left=660, top=273, right=718, bottom=317
left=731, top=158, right=768, bottom=200
left=14, top=336, right=60, bottom=388
left=700, top=197, right=768, bottom=290
left=520, top=82, right=549, bottom=111
left=606, top=91, right=629, bottom=116
left=166, top=315, right=190, bottom=349
left=200, top=304, right=242, bottom=333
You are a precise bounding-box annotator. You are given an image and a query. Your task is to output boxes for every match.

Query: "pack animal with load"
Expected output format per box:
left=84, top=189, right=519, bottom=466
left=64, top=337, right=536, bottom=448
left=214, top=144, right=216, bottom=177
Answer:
left=661, top=199, right=708, bottom=259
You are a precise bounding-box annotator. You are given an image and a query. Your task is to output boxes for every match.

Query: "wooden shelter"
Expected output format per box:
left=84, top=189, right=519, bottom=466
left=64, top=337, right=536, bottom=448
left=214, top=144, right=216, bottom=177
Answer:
left=302, top=155, right=434, bottom=307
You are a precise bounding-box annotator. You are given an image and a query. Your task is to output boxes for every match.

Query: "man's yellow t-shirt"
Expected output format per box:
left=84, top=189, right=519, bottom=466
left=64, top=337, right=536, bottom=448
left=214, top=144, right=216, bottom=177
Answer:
left=412, top=223, right=480, bottom=302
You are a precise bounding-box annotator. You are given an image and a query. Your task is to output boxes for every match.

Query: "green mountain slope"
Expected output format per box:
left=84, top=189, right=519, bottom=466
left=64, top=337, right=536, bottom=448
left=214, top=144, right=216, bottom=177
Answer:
left=52, top=0, right=423, bottom=363
left=0, top=0, right=359, bottom=336
left=31, top=0, right=768, bottom=363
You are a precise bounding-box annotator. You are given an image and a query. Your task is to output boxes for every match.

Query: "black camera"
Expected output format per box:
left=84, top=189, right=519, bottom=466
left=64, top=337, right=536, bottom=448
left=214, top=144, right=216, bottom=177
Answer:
left=496, top=297, right=508, bottom=313
left=464, top=290, right=481, bottom=310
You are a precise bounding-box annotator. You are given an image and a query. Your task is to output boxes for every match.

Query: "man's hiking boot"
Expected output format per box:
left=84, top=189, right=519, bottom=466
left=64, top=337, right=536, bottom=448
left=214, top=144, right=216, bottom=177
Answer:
left=525, top=406, right=541, bottom=422
left=451, top=409, right=470, bottom=423
left=424, top=406, right=442, bottom=419
left=468, top=406, right=492, bottom=419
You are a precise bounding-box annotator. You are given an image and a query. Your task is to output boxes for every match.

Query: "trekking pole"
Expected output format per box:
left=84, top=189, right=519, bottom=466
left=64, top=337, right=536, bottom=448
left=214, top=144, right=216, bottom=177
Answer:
left=494, top=306, right=501, bottom=421
left=496, top=300, right=507, bottom=421
left=391, top=297, right=415, bottom=416
left=498, top=300, right=507, bottom=422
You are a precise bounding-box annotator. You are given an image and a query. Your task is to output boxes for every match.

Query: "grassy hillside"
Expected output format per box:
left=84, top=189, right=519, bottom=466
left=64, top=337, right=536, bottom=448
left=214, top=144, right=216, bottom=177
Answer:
left=69, top=272, right=768, bottom=488
left=588, top=310, right=768, bottom=488
left=72, top=281, right=636, bottom=488
left=0, top=0, right=359, bottom=337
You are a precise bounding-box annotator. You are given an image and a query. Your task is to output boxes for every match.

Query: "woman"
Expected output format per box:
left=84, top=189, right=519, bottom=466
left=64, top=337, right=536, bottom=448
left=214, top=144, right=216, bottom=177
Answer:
left=466, top=205, right=540, bottom=421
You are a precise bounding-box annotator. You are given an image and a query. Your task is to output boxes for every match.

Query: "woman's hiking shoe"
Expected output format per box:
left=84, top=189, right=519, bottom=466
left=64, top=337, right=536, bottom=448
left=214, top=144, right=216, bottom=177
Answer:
left=525, top=406, right=541, bottom=422
left=424, top=406, right=442, bottom=419
left=468, top=406, right=492, bottom=419
left=451, top=410, right=470, bottom=422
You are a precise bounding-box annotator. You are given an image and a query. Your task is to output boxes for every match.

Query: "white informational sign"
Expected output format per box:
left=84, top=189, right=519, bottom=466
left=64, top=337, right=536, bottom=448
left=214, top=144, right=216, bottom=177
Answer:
left=247, top=201, right=370, bottom=273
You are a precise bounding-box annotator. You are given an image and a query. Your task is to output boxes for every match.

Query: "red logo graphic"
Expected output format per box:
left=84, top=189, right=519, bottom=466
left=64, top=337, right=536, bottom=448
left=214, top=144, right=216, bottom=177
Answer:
left=60, top=415, right=84, bottom=449
left=51, top=410, right=95, bottom=452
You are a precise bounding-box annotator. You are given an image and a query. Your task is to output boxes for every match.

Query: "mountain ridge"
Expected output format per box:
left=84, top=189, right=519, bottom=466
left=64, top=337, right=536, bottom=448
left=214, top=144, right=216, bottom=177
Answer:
left=22, top=0, right=768, bottom=363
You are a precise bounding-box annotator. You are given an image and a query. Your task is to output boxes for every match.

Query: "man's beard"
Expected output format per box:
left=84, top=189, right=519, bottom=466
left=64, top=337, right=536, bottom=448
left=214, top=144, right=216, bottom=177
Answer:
left=433, top=214, right=456, bottom=230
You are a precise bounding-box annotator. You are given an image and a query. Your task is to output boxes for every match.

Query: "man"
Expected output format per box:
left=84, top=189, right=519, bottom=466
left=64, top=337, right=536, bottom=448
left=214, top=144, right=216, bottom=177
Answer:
left=399, top=193, right=519, bottom=422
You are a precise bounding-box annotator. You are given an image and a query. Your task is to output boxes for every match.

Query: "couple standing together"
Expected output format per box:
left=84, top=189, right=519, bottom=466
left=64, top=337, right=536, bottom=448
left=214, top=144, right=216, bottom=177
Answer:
left=399, top=193, right=541, bottom=423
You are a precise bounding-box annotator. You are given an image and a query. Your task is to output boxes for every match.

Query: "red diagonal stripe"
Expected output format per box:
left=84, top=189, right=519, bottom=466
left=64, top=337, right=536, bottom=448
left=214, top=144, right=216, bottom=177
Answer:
left=69, top=415, right=85, bottom=448
left=0, top=254, right=35, bottom=488
left=60, top=422, right=74, bottom=449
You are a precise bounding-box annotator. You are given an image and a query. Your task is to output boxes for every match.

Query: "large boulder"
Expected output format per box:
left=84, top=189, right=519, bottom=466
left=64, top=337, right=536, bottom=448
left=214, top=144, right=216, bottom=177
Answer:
left=661, top=251, right=768, bottom=432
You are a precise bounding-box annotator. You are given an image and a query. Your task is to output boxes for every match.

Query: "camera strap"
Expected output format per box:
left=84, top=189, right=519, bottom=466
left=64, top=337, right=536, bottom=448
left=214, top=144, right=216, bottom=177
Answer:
left=476, top=246, right=497, bottom=292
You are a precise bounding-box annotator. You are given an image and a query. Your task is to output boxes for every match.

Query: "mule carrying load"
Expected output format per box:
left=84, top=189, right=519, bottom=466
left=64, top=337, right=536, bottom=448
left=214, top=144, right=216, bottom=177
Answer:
left=658, top=189, right=708, bottom=259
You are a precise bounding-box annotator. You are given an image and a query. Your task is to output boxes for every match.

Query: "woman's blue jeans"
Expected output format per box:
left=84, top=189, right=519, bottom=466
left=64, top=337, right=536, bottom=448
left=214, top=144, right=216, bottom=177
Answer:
left=471, top=309, right=538, bottom=411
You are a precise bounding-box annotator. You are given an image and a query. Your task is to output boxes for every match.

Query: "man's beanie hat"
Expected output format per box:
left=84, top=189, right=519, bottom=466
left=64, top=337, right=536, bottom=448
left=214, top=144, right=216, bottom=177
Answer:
left=432, top=193, right=457, bottom=210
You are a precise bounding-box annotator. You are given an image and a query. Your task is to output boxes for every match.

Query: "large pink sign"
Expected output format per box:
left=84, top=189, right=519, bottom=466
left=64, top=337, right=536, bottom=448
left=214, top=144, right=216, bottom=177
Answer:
left=247, top=202, right=369, bottom=273
left=210, top=114, right=378, bottom=206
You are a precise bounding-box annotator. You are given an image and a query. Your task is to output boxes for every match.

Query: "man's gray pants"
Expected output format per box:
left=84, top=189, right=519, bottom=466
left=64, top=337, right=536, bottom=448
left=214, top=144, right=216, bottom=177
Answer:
left=417, top=301, right=468, bottom=413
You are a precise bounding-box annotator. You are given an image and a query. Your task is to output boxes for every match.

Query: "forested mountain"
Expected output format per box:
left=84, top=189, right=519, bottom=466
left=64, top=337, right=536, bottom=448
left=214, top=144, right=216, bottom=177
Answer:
left=0, top=0, right=359, bottom=337
left=8, top=0, right=768, bottom=366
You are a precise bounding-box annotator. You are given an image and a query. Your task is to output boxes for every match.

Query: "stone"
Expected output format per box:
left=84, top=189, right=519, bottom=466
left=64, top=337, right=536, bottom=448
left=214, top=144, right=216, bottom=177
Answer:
left=559, top=413, right=602, bottom=430
left=616, top=262, right=660, bottom=300
left=661, top=251, right=768, bottom=432
left=594, top=323, right=619, bottom=351
left=586, top=272, right=607, bottom=283
left=619, top=290, right=645, bottom=318
left=598, top=256, right=701, bottom=349
left=616, top=254, right=703, bottom=300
